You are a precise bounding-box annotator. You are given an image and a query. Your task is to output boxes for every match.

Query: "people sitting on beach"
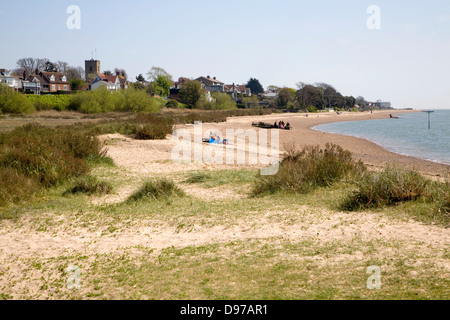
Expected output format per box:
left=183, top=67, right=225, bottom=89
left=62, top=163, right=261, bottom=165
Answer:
left=285, top=122, right=291, bottom=130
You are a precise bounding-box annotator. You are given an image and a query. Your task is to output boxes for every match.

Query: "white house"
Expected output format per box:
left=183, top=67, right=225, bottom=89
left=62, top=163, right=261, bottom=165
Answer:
left=0, top=70, right=22, bottom=91
left=90, top=79, right=118, bottom=91
left=89, top=74, right=121, bottom=91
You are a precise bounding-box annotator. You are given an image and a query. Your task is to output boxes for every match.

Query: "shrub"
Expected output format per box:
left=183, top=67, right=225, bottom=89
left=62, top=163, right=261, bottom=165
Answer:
left=64, top=175, right=113, bottom=196
left=340, top=166, right=432, bottom=211
left=0, top=124, right=105, bottom=188
left=252, top=144, right=366, bottom=196
left=131, top=114, right=174, bottom=140
left=184, top=172, right=212, bottom=184
left=69, top=87, right=160, bottom=114
left=210, top=92, right=237, bottom=110
left=0, top=168, right=37, bottom=207
left=69, top=87, right=125, bottom=113
left=165, top=99, right=179, bottom=109
left=26, top=94, right=72, bottom=111
left=0, top=84, right=35, bottom=114
left=127, top=179, right=185, bottom=201
left=306, top=106, right=318, bottom=113
left=122, top=87, right=159, bottom=112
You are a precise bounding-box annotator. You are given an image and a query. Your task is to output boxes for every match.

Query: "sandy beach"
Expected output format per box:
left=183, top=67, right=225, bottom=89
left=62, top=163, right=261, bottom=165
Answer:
left=175, top=110, right=449, bottom=179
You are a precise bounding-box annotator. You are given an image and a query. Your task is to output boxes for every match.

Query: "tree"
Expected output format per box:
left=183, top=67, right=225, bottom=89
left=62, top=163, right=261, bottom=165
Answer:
left=245, top=78, right=264, bottom=95
left=275, top=88, right=296, bottom=108
left=44, top=61, right=58, bottom=72
left=242, top=95, right=260, bottom=109
left=136, top=74, right=146, bottom=83
left=130, top=82, right=146, bottom=90
left=147, top=67, right=173, bottom=82
left=344, top=96, right=356, bottom=109
left=296, top=84, right=323, bottom=110
left=66, top=66, right=85, bottom=81
left=70, top=79, right=86, bottom=91
left=103, top=70, right=113, bottom=76
left=356, top=96, right=367, bottom=110
left=15, top=57, right=48, bottom=76
left=149, top=75, right=171, bottom=97
left=55, top=61, right=70, bottom=74
left=179, top=80, right=205, bottom=108
left=210, top=92, right=237, bottom=110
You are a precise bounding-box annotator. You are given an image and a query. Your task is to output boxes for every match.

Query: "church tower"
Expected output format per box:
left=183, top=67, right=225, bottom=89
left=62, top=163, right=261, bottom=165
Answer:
left=85, top=59, right=101, bottom=81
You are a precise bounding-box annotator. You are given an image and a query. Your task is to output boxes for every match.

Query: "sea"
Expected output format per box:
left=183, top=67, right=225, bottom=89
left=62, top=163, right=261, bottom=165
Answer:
left=313, top=110, right=450, bottom=165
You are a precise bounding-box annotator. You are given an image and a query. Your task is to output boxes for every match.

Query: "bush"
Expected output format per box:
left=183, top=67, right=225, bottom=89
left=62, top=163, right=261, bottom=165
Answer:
left=165, top=99, right=179, bottom=109
left=69, top=87, right=125, bottom=113
left=210, top=92, right=237, bottom=110
left=64, top=175, right=113, bottom=196
left=0, top=168, right=37, bottom=207
left=122, top=87, right=159, bottom=112
left=0, top=124, right=105, bottom=188
left=252, top=144, right=366, bottom=196
left=127, top=179, right=185, bottom=201
left=68, top=87, right=160, bottom=114
left=306, top=106, right=318, bottom=113
left=0, top=84, right=35, bottom=114
left=184, top=172, right=212, bottom=184
left=340, top=166, right=432, bottom=211
left=131, top=114, right=174, bottom=140
left=26, top=94, right=72, bottom=111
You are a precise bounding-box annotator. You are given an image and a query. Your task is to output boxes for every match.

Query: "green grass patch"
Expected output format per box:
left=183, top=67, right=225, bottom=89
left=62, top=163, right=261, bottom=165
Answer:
left=184, top=170, right=257, bottom=188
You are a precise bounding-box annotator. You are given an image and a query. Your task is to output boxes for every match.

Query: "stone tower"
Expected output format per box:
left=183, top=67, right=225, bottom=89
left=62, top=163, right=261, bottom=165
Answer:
left=85, top=59, right=101, bottom=81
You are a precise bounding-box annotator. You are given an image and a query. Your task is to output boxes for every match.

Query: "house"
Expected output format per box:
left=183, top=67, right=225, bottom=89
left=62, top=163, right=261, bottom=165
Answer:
left=195, top=76, right=224, bottom=92
left=22, top=75, right=43, bottom=94
left=119, top=77, right=129, bottom=90
left=90, top=80, right=117, bottom=91
left=39, top=71, right=70, bottom=93
left=0, top=70, right=22, bottom=91
left=224, top=83, right=251, bottom=101
left=89, top=74, right=120, bottom=91
left=169, top=77, right=190, bottom=101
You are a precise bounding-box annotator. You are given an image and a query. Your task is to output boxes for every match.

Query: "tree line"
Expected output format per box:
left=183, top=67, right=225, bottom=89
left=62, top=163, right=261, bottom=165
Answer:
left=274, top=82, right=375, bottom=111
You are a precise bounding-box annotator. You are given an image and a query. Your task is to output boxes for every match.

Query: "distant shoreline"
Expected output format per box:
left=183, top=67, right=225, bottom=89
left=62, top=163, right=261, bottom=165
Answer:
left=310, top=111, right=449, bottom=167
left=222, top=109, right=449, bottom=178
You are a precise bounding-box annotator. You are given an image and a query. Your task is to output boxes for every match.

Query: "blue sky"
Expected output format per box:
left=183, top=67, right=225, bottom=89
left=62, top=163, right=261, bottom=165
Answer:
left=1, top=0, right=449, bottom=109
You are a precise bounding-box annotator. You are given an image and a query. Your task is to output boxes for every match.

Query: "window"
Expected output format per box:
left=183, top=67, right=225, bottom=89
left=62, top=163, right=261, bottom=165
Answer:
left=52, top=85, right=56, bottom=91
left=58, top=85, right=61, bottom=91
left=50, top=75, right=55, bottom=82
left=64, top=85, right=67, bottom=91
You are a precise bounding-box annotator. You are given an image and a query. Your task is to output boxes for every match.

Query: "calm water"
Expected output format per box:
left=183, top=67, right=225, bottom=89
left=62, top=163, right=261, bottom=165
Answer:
left=313, top=110, right=450, bottom=165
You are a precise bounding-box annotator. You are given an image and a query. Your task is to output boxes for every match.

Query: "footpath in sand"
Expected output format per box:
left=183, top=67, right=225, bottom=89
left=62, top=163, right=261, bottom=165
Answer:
left=0, top=110, right=448, bottom=299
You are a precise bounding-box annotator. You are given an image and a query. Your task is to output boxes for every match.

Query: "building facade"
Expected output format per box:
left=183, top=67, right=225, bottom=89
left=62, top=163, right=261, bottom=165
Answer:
left=85, top=59, right=101, bottom=80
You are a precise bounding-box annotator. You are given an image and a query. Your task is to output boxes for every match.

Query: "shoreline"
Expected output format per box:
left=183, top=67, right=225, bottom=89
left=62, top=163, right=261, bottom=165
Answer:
left=221, top=110, right=449, bottom=179
left=311, top=124, right=449, bottom=167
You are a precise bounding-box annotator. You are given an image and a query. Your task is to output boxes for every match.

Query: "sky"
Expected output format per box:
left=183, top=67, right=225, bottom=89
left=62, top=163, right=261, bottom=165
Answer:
left=1, top=0, right=449, bottom=109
